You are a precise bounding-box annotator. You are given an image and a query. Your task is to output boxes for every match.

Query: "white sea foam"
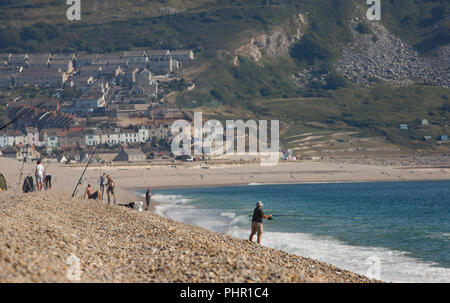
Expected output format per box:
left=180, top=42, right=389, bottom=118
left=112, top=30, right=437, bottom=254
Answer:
left=220, top=212, right=236, bottom=220
left=152, top=193, right=450, bottom=283
left=151, top=194, right=191, bottom=205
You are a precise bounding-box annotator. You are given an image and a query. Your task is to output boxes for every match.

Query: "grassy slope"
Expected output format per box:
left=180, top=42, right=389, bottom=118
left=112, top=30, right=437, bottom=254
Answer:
left=379, top=0, right=450, bottom=53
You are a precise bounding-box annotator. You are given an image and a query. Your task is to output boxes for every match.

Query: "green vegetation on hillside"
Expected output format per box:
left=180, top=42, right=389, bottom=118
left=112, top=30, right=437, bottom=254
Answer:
left=379, top=0, right=450, bottom=53
left=249, top=84, right=449, bottom=147
left=0, top=0, right=300, bottom=54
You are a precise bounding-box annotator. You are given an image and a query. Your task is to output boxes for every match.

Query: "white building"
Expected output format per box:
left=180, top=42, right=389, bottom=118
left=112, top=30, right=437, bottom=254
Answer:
left=84, top=127, right=149, bottom=146
left=138, top=126, right=149, bottom=143
left=100, top=129, right=120, bottom=145
left=119, top=129, right=139, bottom=144
left=85, top=129, right=102, bottom=146
left=46, top=133, right=60, bottom=148
left=0, top=130, right=28, bottom=148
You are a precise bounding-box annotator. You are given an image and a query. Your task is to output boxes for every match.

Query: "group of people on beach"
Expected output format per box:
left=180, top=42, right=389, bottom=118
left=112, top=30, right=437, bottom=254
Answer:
left=84, top=173, right=152, bottom=210
left=34, top=160, right=268, bottom=244
left=84, top=173, right=116, bottom=204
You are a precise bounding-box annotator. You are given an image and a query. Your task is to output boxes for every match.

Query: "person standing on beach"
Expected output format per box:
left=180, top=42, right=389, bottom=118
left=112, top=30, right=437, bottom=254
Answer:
left=249, top=201, right=272, bottom=244
left=106, top=175, right=117, bottom=205
left=145, top=188, right=152, bottom=210
left=99, top=173, right=107, bottom=200
left=35, top=160, right=45, bottom=192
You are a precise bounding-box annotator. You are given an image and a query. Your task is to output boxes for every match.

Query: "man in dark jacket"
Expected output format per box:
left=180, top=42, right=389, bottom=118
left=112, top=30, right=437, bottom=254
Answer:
left=145, top=188, right=152, bottom=210
left=249, top=201, right=272, bottom=244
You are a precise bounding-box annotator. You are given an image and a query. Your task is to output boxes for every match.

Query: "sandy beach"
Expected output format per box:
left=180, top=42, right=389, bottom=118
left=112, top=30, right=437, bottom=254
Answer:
left=1, top=156, right=449, bottom=282
left=1, top=156, right=449, bottom=196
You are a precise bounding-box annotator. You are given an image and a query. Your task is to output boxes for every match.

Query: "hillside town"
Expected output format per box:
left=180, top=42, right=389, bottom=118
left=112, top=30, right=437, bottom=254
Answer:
left=0, top=50, right=195, bottom=163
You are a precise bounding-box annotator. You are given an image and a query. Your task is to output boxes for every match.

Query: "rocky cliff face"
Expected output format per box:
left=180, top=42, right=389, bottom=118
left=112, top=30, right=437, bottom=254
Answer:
left=234, top=13, right=306, bottom=62
left=336, top=20, right=449, bottom=87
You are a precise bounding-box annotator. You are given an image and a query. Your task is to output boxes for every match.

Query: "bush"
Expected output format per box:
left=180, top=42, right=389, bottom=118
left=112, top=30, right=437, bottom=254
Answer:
left=324, top=72, right=348, bottom=90
left=290, top=35, right=333, bottom=65
left=355, top=22, right=371, bottom=35
left=260, top=87, right=272, bottom=97
left=210, top=89, right=223, bottom=100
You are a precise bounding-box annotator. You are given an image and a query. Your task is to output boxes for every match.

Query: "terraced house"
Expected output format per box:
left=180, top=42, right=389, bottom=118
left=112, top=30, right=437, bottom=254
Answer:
left=84, top=126, right=150, bottom=146
left=14, top=69, right=68, bottom=88
left=50, top=58, right=74, bottom=73
left=170, top=50, right=195, bottom=63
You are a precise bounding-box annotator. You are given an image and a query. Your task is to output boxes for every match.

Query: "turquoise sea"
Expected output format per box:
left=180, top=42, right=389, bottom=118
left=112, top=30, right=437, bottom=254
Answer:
left=139, top=180, right=450, bottom=282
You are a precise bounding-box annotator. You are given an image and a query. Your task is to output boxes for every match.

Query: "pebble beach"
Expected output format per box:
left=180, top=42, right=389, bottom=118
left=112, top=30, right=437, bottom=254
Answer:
left=0, top=190, right=377, bottom=283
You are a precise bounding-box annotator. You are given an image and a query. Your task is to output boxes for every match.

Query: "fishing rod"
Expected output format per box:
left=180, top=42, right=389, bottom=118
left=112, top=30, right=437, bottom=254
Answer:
left=17, top=157, right=26, bottom=186
left=71, top=145, right=99, bottom=197
left=248, top=214, right=363, bottom=220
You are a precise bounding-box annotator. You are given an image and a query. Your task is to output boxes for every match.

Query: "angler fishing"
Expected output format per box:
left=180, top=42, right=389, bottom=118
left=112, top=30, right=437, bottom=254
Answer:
left=72, top=145, right=99, bottom=197
left=248, top=201, right=273, bottom=245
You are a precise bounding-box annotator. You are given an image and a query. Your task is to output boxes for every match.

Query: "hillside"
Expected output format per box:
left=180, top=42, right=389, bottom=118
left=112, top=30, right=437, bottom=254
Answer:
left=0, top=0, right=449, bottom=154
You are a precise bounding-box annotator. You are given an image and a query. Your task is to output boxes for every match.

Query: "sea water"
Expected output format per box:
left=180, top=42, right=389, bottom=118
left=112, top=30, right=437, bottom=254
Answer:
left=139, top=181, right=450, bottom=282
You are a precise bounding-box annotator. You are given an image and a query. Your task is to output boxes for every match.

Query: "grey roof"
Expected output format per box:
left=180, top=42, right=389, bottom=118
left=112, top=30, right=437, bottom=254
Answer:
left=122, top=149, right=145, bottom=156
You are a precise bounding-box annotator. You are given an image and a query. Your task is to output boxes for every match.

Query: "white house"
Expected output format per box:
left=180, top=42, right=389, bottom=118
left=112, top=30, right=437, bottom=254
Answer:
left=83, top=127, right=150, bottom=146
left=100, top=129, right=120, bottom=145
left=0, top=133, right=7, bottom=148
left=46, top=132, right=60, bottom=148
left=85, top=129, right=102, bottom=146
left=138, top=126, right=149, bottom=143
left=0, top=130, right=28, bottom=147
left=119, top=129, right=139, bottom=144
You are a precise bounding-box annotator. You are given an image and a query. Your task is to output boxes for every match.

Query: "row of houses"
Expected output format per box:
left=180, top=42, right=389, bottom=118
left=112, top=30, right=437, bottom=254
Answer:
left=0, top=66, right=68, bottom=88
left=0, top=145, right=41, bottom=161
left=7, top=100, right=76, bottom=131
left=1, top=50, right=194, bottom=68
left=0, top=145, right=169, bottom=163
left=0, top=124, right=172, bottom=149
left=0, top=49, right=194, bottom=89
